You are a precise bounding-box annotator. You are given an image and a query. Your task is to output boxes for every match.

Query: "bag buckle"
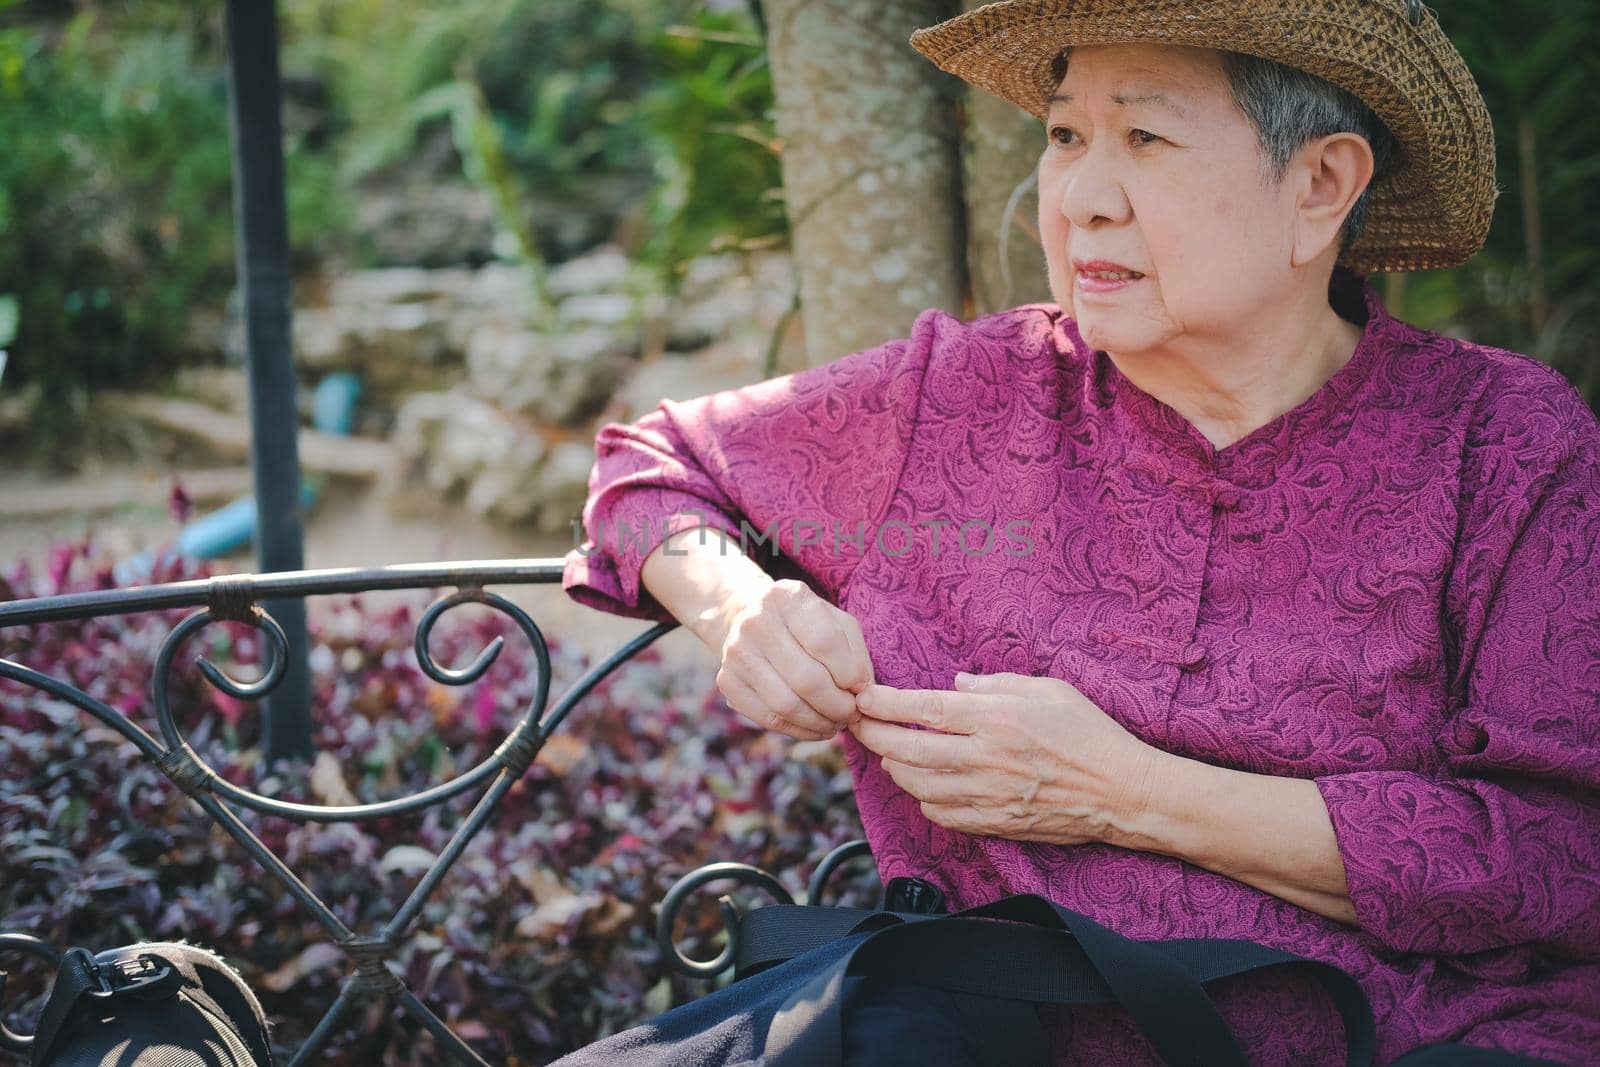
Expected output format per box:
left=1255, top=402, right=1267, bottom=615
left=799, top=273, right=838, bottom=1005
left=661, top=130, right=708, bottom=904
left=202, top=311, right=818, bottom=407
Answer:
left=89, top=954, right=177, bottom=1000
left=883, top=876, right=947, bottom=915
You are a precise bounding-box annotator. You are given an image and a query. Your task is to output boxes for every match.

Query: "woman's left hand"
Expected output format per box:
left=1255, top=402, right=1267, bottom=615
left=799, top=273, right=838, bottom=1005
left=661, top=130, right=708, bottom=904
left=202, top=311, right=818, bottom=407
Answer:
left=847, top=672, right=1166, bottom=846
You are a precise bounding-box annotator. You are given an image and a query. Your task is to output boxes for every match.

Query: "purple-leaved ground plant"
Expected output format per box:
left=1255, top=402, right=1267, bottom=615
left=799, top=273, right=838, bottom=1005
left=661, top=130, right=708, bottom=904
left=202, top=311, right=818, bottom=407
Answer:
left=0, top=538, right=874, bottom=1064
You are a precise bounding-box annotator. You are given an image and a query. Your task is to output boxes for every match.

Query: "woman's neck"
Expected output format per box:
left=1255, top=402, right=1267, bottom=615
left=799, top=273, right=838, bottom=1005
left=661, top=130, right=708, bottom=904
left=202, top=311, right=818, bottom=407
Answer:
left=1105, top=288, right=1364, bottom=453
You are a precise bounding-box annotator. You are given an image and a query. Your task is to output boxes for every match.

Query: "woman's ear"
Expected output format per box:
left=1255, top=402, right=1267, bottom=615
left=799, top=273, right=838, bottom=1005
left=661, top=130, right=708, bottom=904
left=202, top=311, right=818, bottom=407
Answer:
left=1289, top=132, right=1375, bottom=268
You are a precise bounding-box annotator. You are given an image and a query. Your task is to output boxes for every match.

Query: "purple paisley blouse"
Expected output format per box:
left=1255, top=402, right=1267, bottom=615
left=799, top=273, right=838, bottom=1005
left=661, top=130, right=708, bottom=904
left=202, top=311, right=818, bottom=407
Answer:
left=563, top=266, right=1600, bottom=1064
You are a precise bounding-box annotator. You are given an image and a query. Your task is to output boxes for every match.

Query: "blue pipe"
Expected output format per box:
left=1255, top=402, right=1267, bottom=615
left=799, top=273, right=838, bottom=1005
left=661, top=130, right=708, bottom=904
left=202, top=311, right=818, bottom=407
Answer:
left=114, top=373, right=362, bottom=584
left=172, top=481, right=321, bottom=560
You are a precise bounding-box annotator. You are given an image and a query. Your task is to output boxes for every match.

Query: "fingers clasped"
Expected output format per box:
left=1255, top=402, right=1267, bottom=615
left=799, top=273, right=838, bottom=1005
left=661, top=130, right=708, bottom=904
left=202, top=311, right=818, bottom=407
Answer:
left=714, top=579, right=875, bottom=741
left=845, top=672, right=1145, bottom=847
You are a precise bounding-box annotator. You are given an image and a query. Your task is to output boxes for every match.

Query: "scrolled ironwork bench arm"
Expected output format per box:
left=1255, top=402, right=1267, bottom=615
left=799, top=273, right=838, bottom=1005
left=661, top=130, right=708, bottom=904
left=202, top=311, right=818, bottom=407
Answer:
left=0, top=558, right=877, bottom=1063
left=0, top=560, right=672, bottom=1066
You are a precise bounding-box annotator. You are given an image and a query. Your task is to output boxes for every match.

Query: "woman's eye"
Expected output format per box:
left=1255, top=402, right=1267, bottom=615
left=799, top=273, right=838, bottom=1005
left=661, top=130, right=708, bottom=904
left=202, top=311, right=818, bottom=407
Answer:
left=1048, top=125, right=1078, bottom=147
left=1130, top=129, right=1161, bottom=146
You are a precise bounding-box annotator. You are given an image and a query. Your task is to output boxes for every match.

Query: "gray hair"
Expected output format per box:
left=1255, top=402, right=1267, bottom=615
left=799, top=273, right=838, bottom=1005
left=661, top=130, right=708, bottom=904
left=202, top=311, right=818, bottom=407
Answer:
left=1049, top=49, right=1400, bottom=255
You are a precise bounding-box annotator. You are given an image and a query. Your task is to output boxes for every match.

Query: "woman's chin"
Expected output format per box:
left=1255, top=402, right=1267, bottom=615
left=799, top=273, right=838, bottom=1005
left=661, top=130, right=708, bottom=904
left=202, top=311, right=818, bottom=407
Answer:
left=1074, top=316, right=1148, bottom=355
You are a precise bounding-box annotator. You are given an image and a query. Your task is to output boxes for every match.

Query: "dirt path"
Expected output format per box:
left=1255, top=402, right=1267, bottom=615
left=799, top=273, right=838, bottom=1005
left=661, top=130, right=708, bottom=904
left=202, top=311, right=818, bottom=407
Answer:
left=0, top=466, right=719, bottom=676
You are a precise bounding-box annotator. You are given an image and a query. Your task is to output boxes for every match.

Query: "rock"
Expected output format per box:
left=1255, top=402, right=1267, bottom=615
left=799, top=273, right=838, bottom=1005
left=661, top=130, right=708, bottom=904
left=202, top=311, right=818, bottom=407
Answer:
left=556, top=292, right=636, bottom=330
left=394, top=390, right=538, bottom=490
left=287, top=264, right=553, bottom=406
left=463, top=465, right=541, bottom=524
left=255, top=247, right=810, bottom=536
left=181, top=302, right=229, bottom=358
left=322, top=267, right=462, bottom=307
left=606, top=342, right=765, bottom=423
left=676, top=251, right=742, bottom=299
left=464, top=322, right=635, bottom=426
left=676, top=248, right=794, bottom=307
left=663, top=249, right=797, bottom=352
left=355, top=171, right=622, bottom=271
left=356, top=181, right=499, bottom=268
left=293, top=301, right=455, bottom=398
left=389, top=388, right=589, bottom=532
left=665, top=295, right=744, bottom=352
left=545, top=244, right=633, bottom=299
left=534, top=440, right=598, bottom=533
left=321, top=264, right=531, bottom=315
left=171, top=366, right=250, bottom=412
left=449, top=263, right=541, bottom=310
left=390, top=391, right=456, bottom=484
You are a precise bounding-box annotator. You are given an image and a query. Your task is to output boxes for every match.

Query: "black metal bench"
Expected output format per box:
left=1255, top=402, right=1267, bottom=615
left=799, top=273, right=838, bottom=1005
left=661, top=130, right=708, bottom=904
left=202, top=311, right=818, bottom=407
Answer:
left=0, top=559, right=878, bottom=1065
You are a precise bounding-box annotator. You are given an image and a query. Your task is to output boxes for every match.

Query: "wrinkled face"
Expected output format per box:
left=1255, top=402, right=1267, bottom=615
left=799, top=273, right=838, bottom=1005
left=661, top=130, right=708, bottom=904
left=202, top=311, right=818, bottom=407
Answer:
left=1038, top=43, right=1301, bottom=355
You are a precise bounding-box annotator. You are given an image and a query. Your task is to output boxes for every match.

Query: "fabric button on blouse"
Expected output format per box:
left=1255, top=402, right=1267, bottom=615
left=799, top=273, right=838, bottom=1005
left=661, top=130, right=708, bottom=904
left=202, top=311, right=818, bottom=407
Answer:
left=1175, top=639, right=1208, bottom=670
left=564, top=264, right=1600, bottom=1064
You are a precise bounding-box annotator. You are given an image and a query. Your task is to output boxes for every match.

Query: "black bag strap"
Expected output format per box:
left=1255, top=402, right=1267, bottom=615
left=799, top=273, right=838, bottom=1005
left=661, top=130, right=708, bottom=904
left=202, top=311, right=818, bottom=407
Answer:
left=762, top=893, right=1377, bottom=1067
left=28, top=948, right=100, bottom=1067
left=958, top=895, right=1375, bottom=1067
left=736, top=905, right=943, bottom=980
left=1155, top=936, right=1375, bottom=1065
left=957, top=894, right=1251, bottom=1064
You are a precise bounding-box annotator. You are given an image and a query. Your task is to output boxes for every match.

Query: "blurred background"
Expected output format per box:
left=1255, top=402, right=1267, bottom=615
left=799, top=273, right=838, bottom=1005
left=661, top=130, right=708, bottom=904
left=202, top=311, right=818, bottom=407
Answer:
left=0, top=0, right=1595, bottom=578
left=0, top=0, right=796, bottom=592
left=0, top=1, right=1596, bottom=1062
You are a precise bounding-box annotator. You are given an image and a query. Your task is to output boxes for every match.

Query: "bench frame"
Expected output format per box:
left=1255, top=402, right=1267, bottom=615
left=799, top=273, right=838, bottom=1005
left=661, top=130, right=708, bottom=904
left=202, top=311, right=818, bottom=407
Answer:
left=0, top=559, right=872, bottom=1064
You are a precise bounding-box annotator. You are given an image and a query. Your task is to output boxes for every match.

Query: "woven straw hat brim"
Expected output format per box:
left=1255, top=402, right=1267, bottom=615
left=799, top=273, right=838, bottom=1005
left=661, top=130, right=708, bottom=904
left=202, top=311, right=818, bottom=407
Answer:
left=909, top=0, right=1497, bottom=273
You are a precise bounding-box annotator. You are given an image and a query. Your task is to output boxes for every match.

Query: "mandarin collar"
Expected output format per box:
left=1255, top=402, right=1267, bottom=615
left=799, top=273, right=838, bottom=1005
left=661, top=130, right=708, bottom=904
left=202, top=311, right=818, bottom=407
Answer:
left=1057, top=265, right=1391, bottom=488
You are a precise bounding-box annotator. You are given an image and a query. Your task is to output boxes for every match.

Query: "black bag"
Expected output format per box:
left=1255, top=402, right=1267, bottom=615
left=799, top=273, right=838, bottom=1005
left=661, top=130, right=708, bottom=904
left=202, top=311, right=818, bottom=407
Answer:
left=748, top=889, right=1563, bottom=1067
left=5, top=940, right=274, bottom=1067
left=755, top=889, right=1379, bottom=1066
left=552, top=883, right=1564, bottom=1066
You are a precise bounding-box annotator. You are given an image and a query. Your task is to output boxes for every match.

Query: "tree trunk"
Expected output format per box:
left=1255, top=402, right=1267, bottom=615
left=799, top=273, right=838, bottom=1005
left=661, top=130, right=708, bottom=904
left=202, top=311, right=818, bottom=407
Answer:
left=960, top=0, right=1054, bottom=315
left=762, top=0, right=966, bottom=366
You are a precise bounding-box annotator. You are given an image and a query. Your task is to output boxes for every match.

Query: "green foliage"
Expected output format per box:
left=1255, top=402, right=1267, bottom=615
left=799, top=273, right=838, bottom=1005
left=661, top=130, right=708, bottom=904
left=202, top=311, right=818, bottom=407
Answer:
left=14, top=0, right=1583, bottom=424
left=636, top=10, right=788, bottom=289
left=407, top=75, right=555, bottom=322
left=1408, top=0, right=1600, bottom=410
left=0, top=4, right=345, bottom=443
left=2, top=0, right=790, bottom=448
left=280, top=0, right=784, bottom=285
left=282, top=0, right=672, bottom=226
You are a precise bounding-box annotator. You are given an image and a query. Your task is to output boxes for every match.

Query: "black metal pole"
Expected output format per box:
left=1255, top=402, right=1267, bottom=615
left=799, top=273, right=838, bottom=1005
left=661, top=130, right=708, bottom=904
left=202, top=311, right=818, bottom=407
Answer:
left=223, top=0, right=312, bottom=761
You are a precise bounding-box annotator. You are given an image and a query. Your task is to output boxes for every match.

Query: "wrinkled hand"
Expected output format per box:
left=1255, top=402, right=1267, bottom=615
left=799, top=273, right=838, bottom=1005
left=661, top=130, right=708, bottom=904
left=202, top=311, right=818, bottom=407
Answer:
left=713, top=579, right=875, bottom=742
left=848, top=672, right=1164, bottom=846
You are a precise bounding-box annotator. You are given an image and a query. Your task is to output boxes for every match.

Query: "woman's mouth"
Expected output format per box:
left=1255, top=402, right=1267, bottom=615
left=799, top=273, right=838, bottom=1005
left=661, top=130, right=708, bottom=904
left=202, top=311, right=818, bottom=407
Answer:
left=1073, top=260, right=1145, bottom=294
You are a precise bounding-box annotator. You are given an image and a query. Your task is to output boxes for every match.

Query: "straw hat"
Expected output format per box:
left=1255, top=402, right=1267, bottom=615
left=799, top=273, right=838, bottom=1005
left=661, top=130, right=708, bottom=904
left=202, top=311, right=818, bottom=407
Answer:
left=908, top=0, right=1497, bottom=273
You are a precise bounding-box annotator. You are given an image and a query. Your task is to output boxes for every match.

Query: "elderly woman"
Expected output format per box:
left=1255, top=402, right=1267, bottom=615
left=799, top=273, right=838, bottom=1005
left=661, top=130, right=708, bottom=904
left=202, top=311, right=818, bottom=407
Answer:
left=562, top=1, right=1600, bottom=1062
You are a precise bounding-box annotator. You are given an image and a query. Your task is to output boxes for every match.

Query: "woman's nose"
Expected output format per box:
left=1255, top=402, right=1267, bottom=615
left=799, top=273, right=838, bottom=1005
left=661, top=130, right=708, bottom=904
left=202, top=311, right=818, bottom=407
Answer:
left=1055, top=147, right=1131, bottom=229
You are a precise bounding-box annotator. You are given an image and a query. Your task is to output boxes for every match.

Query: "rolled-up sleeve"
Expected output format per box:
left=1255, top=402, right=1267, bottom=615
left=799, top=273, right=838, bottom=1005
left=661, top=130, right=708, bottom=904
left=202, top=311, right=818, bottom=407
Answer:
left=562, top=308, right=957, bottom=623
left=1315, top=373, right=1600, bottom=958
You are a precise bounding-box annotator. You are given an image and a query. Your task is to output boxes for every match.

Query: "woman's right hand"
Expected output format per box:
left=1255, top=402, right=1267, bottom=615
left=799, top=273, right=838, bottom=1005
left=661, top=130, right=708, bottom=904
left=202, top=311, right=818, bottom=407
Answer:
left=709, top=578, right=875, bottom=741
